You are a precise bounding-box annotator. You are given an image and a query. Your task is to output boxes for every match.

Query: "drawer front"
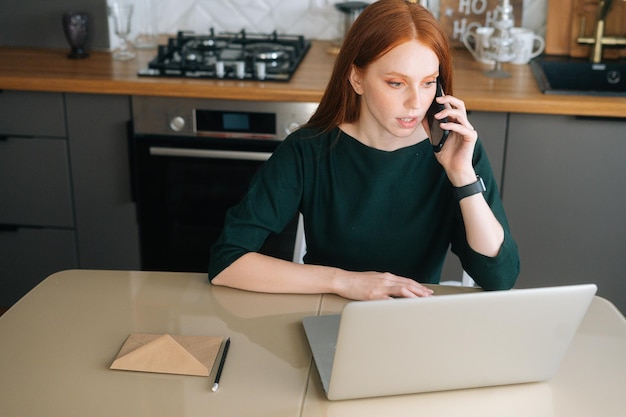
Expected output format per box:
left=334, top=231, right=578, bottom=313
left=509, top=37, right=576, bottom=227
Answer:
left=0, top=137, right=74, bottom=227
left=0, top=227, right=78, bottom=306
left=0, top=91, right=66, bottom=137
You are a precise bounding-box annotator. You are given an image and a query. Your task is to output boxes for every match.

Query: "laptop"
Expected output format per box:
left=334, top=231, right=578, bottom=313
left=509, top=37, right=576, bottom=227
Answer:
left=302, top=284, right=597, bottom=400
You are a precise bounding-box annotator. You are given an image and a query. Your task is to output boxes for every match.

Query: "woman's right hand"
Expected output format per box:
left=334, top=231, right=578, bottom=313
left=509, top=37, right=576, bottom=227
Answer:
left=332, top=270, right=434, bottom=300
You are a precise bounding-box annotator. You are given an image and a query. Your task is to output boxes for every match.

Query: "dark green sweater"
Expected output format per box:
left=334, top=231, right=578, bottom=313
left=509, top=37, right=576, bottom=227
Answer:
left=209, top=128, right=519, bottom=290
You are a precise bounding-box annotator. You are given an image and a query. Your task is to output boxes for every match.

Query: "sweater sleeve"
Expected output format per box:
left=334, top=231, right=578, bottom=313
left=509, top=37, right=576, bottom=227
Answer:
left=449, top=139, right=520, bottom=290
left=208, top=137, right=303, bottom=281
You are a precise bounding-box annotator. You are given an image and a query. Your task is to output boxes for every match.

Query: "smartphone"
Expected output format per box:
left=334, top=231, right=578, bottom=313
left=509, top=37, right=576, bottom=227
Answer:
left=428, top=80, right=450, bottom=153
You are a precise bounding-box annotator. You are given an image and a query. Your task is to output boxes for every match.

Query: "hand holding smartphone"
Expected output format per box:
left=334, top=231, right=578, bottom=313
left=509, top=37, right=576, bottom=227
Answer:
left=429, top=79, right=450, bottom=153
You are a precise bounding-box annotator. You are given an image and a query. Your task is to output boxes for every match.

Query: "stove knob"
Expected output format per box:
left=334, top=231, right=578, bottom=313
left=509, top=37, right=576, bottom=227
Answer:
left=285, top=122, right=301, bottom=136
left=216, top=61, right=225, bottom=78
left=236, top=61, right=246, bottom=79
left=169, top=116, right=186, bottom=132
left=255, top=62, right=266, bottom=80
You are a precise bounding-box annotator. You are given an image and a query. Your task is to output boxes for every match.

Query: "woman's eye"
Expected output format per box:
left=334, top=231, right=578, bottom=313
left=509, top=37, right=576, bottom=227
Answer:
left=387, top=81, right=404, bottom=88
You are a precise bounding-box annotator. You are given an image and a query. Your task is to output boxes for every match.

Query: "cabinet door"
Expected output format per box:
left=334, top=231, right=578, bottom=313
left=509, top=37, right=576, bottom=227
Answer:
left=0, top=227, right=78, bottom=306
left=505, top=113, right=626, bottom=314
left=0, top=91, right=66, bottom=137
left=0, top=137, right=74, bottom=228
left=66, top=94, right=140, bottom=269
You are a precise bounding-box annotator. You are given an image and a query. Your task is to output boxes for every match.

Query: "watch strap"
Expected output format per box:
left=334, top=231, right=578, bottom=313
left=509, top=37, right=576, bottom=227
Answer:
left=454, top=175, right=486, bottom=201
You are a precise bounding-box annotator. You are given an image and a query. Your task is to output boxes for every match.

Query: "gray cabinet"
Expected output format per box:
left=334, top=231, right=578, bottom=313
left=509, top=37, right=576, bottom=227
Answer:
left=0, top=91, right=141, bottom=308
left=65, top=93, right=140, bottom=270
left=504, top=113, right=626, bottom=313
left=0, top=228, right=77, bottom=306
left=0, top=90, right=66, bottom=137
left=0, top=91, right=79, bottom=306
left=0, top=137, right=74, bottom=227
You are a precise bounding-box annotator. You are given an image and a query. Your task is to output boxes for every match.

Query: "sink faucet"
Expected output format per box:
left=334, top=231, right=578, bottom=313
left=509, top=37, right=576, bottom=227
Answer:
left=577, top=0, right=626, bottom=63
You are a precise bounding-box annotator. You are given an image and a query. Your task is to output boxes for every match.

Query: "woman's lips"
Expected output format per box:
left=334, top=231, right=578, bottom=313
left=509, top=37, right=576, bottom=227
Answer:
left=398, top=117, right=418, bottom=129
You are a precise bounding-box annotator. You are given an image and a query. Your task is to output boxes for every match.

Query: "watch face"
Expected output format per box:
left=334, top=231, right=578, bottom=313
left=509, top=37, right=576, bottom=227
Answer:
left=477, top=176, right=486, bottom=192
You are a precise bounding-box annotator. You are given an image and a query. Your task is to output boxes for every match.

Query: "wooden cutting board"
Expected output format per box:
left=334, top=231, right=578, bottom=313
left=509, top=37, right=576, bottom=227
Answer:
left=439, top=0, right=523, bottom=48
left=546, top=0, right=626, bottom=58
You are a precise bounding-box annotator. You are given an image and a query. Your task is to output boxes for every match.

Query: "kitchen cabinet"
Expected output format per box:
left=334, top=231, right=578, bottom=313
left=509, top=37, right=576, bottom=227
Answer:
left=0, top=228, right=77, bottom=307
left=66, top=93, right=141, bottom=270
left=504, top=113, right=626, bottom=313
left=0, top=90, right=66, bottom=137
left=0, top=91, right=141, bottom=308
left=440, top=111, right=508, bottom=283
left=0, top=137, right=73, bottom=227
left=0, top=91, right=79, bottom=306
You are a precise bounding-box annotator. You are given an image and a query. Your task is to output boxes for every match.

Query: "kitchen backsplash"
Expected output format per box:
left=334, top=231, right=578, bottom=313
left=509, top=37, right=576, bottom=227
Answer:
left=0, top=0, right=546, bottom=51
left=132, top=0, right=346, bottom=41
left=114, top=0, right=547, bottom=48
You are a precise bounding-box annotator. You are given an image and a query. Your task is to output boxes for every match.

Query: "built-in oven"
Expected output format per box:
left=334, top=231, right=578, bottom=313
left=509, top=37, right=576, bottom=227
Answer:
left=130, top=96, right=317, bottom=272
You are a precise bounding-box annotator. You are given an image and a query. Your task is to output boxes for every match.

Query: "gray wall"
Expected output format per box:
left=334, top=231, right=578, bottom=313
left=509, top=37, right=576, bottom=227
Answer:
left=0, top=0, right=110, bottom=50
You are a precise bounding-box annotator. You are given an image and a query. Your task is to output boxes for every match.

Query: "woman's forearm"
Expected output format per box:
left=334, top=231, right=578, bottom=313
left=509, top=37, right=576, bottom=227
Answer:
left=211, top=252, right=341, bottom=294
left=458, top=193, right=505, bottom=257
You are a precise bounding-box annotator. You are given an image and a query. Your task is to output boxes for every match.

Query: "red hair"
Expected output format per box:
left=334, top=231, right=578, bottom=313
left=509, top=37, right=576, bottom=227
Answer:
left=305, top=0, right=453, bottom=131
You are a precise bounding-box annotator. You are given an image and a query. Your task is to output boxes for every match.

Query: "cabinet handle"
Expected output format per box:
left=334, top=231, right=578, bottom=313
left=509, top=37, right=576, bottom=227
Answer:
left=0, top=224, right=19, bottom=232
left=574, top=115, right=626, bottom=122
left=149, top=146, right=272, bottom=161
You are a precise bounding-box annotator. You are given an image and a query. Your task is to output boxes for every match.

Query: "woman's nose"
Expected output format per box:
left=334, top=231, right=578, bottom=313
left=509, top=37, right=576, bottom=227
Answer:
left=405, top=88, right=423, bottom=109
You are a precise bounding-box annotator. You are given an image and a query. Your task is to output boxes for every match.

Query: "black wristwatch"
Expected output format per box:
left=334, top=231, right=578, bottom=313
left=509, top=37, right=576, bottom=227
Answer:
left=454, top=175, right=486, bottom=201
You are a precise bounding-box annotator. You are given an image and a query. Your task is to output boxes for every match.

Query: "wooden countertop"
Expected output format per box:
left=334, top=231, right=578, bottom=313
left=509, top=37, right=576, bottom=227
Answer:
left=1, top=41, right=625, bottom=117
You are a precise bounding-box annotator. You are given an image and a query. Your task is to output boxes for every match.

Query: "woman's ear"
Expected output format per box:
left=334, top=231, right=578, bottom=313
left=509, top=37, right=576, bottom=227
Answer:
left=348, top=66, right=364, bottom=95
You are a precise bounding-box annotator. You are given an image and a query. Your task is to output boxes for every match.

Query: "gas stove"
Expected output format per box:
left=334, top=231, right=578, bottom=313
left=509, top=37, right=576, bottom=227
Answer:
left=138, top=29, right=311, bottom=82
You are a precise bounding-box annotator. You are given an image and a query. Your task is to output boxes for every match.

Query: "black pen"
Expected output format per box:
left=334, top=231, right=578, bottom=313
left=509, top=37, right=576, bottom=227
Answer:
left=212, top=337, right=230, bottom=392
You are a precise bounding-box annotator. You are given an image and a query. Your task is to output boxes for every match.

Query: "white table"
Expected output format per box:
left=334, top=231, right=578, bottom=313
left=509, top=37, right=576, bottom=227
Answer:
left=0, top=270, right=624, bottom=417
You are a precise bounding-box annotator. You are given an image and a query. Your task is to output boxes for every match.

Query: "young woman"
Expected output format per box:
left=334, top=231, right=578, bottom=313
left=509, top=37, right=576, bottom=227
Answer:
left=208, top=0, right=520, bottom=300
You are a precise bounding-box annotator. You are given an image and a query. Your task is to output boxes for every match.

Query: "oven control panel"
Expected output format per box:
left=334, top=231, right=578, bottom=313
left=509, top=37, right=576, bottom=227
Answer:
left=132, top=96, right=318, bottom=140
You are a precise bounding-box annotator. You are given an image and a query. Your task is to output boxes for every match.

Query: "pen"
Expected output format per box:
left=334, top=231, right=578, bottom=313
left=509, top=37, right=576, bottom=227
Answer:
left=212, top=337, right=230, bottom=392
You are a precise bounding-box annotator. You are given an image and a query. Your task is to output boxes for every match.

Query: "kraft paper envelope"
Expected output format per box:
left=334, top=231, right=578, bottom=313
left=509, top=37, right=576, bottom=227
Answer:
left=111, top=333, right=224, bottom=377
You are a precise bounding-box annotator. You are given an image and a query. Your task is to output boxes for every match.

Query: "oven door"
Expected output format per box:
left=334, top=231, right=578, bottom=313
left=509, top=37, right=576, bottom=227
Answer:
left=131, top=134, right=298, bottom=273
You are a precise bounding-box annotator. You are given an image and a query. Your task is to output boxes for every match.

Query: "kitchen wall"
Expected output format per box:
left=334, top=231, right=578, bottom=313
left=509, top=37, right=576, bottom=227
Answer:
left=0, top=0, right=547, bottom=51
left=117, top=0, right=547, bottom=48
left=0, top=0, right=110, bottom=50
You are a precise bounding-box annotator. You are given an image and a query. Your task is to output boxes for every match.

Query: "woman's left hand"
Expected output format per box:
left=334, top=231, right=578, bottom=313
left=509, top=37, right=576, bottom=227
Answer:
left=428, top=94, right=506, bottom=258
left=430, top=94, right=479, bottom=187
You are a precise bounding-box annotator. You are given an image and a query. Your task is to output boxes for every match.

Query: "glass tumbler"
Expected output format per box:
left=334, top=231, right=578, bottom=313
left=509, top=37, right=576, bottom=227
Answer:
left=108, top=2, right=136, bottom=61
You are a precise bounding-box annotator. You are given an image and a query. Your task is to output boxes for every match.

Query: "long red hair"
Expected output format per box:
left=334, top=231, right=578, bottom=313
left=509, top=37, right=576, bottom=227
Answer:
left=305, top=0, right=453, bottom=131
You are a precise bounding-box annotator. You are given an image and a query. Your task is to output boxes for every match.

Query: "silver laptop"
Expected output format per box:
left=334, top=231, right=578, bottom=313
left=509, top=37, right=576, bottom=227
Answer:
left=302, top=284, right=597, bottom=401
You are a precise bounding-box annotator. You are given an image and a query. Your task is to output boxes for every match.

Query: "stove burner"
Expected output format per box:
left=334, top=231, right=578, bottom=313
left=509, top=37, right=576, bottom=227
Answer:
left=189, top=38, right=227, bottom=52
left=246, top=43, right=289, bottom=61
left=138, top=29, right=311, bottom=82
